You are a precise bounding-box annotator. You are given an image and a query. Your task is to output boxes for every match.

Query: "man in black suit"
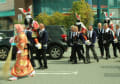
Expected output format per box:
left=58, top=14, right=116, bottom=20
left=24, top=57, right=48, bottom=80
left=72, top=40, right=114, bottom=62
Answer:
left=102, top=23, right=114, bottom=60
left=86, top=25, right=99, bottom=63
left=68, top=25, right=75, bottom=62
left=72, top=26, right=86, bottom=64
left=113, top=24, right=120, bottom=57
left=96, top=23, right=104, bottom=58
left=36, top=23, right=48, bottom=69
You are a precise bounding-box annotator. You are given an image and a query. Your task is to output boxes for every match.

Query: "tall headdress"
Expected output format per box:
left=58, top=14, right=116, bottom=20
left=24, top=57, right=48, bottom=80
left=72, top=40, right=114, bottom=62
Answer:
left=104, top=12, right=113, bottom=25
left=19, top=6, right=33, bottom=29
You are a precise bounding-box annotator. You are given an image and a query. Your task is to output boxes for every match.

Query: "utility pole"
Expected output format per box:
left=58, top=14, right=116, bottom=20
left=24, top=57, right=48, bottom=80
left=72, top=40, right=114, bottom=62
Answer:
left=97, top=0, right=101, bottom=23
left=87, top=0, right=93, bottom=25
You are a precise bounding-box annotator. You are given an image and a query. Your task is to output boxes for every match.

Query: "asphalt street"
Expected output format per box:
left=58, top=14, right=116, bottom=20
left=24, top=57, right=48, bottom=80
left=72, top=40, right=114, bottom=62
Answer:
left=0, top=44, right=120, bottom=84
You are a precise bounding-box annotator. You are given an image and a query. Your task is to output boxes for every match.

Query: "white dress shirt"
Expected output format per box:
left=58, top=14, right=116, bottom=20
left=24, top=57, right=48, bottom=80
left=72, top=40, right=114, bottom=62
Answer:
left=88, top=30, right=93, bottom=38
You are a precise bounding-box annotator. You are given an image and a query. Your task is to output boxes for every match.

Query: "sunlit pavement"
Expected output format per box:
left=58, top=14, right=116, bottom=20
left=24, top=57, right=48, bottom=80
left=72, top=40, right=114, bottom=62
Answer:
left=0, top=44, right=120, bottom=84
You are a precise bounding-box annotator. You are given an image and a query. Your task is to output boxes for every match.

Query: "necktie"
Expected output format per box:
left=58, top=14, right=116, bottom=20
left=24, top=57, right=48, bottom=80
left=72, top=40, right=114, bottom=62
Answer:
left=99, top=29, right=101, bottom=33
left=89, top=32, right=90, bottom=38
left=39, top=31, right=43, bottom=37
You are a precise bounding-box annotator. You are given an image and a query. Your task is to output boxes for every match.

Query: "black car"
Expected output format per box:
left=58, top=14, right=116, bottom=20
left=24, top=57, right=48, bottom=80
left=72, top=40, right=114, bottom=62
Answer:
left=0, top=25, right=68, bottom=60
left=0, top=32, right=16, bottom=60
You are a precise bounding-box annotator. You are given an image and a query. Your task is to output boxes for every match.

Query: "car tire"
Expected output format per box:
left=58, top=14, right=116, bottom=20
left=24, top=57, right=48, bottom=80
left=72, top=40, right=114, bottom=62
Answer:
left=0, top=47, right=9, bottom=60
left=49, top=45, right=63, bottom=59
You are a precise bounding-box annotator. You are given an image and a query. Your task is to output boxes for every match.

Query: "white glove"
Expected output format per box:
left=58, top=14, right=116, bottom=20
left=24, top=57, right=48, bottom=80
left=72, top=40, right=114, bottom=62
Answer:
left=85, top=40, right=91, bottom=45
left=114, top=39, right=118, bottom=43
left=17, top=50, right=22, bottom=53
left=35, top=43, right=42, bottom=49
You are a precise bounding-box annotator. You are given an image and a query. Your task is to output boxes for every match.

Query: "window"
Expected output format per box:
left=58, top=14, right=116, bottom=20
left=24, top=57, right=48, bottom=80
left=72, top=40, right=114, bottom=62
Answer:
left=109, top=8, right=120, bottom=18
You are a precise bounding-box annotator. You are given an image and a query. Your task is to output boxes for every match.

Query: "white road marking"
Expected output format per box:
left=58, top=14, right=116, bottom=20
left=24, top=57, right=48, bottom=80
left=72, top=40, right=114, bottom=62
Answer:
left=35, top=71, right=78, bottom=75
left=6, top=71, right=78, bottom=75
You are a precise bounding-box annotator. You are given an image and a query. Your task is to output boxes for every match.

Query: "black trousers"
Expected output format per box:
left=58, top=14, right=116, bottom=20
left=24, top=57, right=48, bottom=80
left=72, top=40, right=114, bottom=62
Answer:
left=72, top=44, right=85, bottom=63
left=98, top=40, right=104, bottom=56
left=112, top=43, right=120, bottom=57
left=70, top=46, right=74, bottom=61
left=86, top=45, right=98, bottom=62
left=36, top=49, right=47, bottom=67
left=28, top=44, right=36, bottom=67
left=103, top=43, right=111, bottom=59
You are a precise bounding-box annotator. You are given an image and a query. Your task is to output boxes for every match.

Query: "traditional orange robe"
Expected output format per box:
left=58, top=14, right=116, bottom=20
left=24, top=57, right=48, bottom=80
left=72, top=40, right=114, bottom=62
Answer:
left=11, top=32, right=34, bottom=77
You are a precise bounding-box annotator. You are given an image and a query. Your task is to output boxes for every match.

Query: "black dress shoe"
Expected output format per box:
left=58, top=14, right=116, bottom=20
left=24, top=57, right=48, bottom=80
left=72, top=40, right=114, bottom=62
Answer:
left=37, top=66, right=44, bottom=69
left=87, top=61, right=91, bottom=64
left=72, top=62, right=77, bottom=64
left=68, top=60, right=73, bottom=62
left=114, top=55, right=118, bottom=58
left=106, top=57, right=109, bottom=60
left=86, top=59, right=90, bottom=64
left=108, top=56, right=111, bottom=58
left=96, top=58, right=99, bottom=62
left=83, top=58, right=86, bottom=64
left=44, top=66, right=48, bottom=69
left=32, top=65, right=36, bottom=67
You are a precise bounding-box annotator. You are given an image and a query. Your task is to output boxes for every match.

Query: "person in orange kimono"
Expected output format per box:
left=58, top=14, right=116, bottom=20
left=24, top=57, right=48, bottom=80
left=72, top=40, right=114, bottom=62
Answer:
left=9, top=24, right=35, bottom=81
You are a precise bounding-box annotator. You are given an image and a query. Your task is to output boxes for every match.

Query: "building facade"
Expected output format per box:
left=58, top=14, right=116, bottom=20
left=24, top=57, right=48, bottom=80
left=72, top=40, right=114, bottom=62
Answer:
left=0, top=0, right=32, bottom=30
left=92, top=0, right=120, bottom=24
left=0, top=0, right=119, bottom=30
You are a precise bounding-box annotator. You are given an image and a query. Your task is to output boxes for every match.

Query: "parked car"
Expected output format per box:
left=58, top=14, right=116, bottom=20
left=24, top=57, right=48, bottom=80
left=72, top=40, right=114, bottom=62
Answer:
left=0, top=32, right=16, bottom=60
left=0, top=25, right=68, bottom=60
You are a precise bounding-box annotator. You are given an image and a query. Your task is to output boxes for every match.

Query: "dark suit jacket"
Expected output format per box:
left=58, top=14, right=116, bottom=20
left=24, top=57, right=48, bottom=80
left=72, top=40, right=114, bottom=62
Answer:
left=37, top=29, right=48, bottom=49
left=96, top=28, right=103, bottom=40
left=68, top=31, right=73, bottom=46
left=102, top=29, right=114, bottom=45
left=115, top=31, right=120, bottom=43
left=26, top=30, right=35, bottom=45
left=87, top=30, right=97, bottom=45
left=71, top=33, right=85, bottom=46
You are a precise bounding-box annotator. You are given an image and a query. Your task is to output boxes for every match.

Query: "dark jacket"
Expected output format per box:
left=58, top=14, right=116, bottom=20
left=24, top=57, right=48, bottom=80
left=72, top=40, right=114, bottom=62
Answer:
left=71, top=32, right=85, bottom=46
left=102, top=29, right=114, bottom=45
left=26, top=30, right=35, bottom=45
left=37, top=29, right=48, bottom=49
left=68, top=31, right=73, bottom=46
left=96, top=28, right=103, bottom=40
left=87, top=30, right=97, bottom=45
left=115, top=30, right=120, bottom=43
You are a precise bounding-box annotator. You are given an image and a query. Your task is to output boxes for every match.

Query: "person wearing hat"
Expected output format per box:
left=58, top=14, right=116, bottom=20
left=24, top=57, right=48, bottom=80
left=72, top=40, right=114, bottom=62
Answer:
left=26, top=21, right=40, bottom=68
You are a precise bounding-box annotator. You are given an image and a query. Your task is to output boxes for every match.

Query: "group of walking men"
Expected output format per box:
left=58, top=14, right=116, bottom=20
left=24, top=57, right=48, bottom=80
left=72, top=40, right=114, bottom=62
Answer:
left=68, top=23, right=120, bottom=64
